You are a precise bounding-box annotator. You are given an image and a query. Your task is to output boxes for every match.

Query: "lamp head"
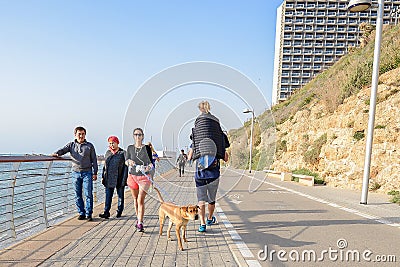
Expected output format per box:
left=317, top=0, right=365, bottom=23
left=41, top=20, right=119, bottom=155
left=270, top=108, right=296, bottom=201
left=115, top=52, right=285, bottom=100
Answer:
left=243, top=108, right=252, bottom=114
left=348, top=0, right=372, bottom=12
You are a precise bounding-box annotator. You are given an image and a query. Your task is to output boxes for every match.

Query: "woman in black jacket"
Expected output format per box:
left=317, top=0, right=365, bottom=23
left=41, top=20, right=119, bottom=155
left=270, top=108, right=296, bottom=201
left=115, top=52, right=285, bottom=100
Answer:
left=99, top=136, right=127, bottom=219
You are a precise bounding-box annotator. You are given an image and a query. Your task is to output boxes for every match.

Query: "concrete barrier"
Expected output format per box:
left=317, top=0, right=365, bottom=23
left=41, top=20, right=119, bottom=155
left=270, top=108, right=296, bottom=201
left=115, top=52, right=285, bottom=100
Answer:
left=293, top=174, right=314, bottom=187
left=264, top=170, right=314, bottom=186
left=264, top=170, right=281, bottom=179
left=281, top=172, right=292, bottom=182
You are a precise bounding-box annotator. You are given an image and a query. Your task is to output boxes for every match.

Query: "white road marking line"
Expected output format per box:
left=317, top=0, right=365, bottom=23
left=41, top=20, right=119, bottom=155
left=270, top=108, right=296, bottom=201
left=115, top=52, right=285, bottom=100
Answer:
left=215, top=203, right=260, bottom=265
left=222, top=219, right=233, bottom=228
left=228, top=230, right=242, bottom=240
left=235, top=241, right=254, bottom=258
left=246, top=260, right=262, bottom=267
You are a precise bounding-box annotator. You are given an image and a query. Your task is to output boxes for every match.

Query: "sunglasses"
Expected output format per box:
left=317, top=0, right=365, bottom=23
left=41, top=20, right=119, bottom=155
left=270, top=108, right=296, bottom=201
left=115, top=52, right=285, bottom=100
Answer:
left=133, top=133, right=143, bottom=137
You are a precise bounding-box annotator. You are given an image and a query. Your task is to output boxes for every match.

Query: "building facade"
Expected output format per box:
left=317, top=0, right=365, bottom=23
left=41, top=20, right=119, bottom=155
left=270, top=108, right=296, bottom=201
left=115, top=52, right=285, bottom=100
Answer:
left=272, top=0, right=400, bottom=105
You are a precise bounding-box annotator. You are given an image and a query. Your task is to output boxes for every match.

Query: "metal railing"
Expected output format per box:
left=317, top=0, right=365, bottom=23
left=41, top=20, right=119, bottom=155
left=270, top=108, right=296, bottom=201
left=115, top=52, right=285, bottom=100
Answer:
left=0, top=155, right=176, bottom=249
left=0, top=155, right=105, bottom=249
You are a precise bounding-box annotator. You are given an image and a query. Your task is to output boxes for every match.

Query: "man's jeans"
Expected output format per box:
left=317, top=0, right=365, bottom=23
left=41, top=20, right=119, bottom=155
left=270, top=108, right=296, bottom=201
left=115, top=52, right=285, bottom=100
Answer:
left=72, top=171, right=93, bottom=217
left=104, top=186, right=125, bottom=215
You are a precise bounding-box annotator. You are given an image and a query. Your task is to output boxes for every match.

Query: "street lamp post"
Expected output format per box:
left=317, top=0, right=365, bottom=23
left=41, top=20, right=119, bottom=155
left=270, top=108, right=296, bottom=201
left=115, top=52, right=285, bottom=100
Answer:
left=348, top=0, right=384, bottom=204
left=243, top=108, right=255, bottom=173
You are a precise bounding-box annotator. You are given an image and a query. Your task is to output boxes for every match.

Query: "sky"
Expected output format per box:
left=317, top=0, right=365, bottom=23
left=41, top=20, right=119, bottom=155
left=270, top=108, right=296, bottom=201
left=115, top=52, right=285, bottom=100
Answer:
left=0, top=1, right=282, bottom=155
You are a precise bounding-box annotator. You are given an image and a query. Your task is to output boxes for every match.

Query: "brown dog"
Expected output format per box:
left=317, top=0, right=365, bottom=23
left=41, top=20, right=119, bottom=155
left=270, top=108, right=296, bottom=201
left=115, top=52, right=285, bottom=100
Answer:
left=154, top=187, right=199, bottom=251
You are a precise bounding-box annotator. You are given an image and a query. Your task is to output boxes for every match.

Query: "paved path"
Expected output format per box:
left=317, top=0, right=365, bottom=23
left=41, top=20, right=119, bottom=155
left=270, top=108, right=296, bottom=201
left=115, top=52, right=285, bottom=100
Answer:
left=0, top=169, right=239, bottom=267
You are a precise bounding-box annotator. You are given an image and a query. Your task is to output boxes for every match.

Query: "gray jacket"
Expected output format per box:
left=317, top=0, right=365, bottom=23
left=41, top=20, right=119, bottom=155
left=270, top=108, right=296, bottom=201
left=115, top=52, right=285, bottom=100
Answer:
left=55, top=140, right=98, bottom=174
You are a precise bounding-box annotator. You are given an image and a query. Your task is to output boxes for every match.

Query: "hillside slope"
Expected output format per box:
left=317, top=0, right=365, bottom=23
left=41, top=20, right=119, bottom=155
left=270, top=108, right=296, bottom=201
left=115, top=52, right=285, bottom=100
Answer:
left=229, top=24, right=400, bottom=193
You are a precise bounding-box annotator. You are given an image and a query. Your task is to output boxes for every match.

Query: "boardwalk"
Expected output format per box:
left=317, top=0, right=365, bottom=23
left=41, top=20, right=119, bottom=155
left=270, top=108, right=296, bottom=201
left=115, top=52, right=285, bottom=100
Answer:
left=0, top=169, right=239, bottom=267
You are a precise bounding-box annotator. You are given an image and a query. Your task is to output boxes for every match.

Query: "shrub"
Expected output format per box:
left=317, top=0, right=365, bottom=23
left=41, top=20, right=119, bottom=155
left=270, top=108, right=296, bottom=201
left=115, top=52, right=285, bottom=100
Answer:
left=276, top=140, right=287, bottom=152
left=388, top=190, right=400, bottom=204
left=369, top=182, right=381, bottom=191
left=303, top=134, right=327, bottom=165
left=353, top=130, right=365, bottom=141
left=374, top=125, right=386, bottom=129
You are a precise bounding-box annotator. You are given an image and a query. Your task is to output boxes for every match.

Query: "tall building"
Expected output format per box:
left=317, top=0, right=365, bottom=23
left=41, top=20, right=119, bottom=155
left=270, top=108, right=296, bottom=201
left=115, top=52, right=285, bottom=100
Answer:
left=272, top=0, right=400, bottom=105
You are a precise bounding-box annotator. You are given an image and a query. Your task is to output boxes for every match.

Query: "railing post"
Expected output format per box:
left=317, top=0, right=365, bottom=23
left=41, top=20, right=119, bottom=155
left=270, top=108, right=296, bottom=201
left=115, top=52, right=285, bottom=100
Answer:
left=93, top=180, right=98, bottom=203
left=40, top=161, right=52, bottom=228
left=62, top=163, right=72, bottom=215
left=6, top=162, right=20, bottom=240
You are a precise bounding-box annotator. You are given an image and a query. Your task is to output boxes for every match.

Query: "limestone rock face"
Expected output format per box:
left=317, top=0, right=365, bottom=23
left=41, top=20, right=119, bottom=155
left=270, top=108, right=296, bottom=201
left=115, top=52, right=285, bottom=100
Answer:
left=270, top=68, right=400, bottom=193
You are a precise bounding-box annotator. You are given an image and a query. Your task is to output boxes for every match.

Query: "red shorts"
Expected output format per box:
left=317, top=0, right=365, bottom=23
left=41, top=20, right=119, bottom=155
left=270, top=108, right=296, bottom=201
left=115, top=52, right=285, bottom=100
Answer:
left=127, top=174, right=151, bottom=190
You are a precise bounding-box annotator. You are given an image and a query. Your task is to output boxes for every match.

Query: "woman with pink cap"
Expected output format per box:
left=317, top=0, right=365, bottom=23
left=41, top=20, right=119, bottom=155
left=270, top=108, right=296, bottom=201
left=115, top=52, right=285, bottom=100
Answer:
left=99, top=136, right=127, bottom=219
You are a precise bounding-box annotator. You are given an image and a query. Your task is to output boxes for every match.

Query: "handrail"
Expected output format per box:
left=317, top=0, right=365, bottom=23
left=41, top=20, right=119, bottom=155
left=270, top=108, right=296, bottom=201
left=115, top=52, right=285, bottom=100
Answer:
left=0, top=155, right=103, bottom=249
left=0, top=155, right=71, bottom=163
left=0, top=155, right=175, bottom=250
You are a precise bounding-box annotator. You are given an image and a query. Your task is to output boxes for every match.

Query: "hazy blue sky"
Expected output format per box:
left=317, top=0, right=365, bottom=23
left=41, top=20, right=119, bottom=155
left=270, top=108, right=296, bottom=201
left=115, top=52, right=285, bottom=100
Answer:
left=0, top=1, right=281, bottom=154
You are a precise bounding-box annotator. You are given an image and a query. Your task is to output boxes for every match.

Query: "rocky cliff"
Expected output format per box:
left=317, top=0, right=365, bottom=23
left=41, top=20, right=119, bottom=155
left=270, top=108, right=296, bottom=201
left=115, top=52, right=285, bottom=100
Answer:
left=271, top=67, right=400, bottom=193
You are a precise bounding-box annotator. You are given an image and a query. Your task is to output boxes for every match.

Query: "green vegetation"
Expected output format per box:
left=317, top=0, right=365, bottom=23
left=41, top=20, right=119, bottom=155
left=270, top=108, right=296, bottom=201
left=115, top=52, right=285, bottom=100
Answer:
left=374, top=125, right=386, bottom=129
left=303, top=133, right=327, bottom=165
left=369, top=182, right=381, bottom=191
left=388, top=190, right=400, bottom=204
left=353, top=130, right=365, bottom=141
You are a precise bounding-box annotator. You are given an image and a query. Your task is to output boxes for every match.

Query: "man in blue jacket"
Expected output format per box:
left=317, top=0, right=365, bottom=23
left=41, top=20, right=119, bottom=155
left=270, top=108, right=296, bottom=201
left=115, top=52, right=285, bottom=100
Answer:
left=52, top=126, right=98, bottom=221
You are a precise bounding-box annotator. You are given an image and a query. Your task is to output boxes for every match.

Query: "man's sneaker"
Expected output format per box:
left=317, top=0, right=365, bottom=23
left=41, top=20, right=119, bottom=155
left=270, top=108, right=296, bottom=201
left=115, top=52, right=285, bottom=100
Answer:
left=78, top=215, right=86, bottom=220
left=206, top=215, right=216, bottom=226
left=99, top=213, right=110, bottom=219
left=86, top=216, right=93, bottom=221
left=136, top=222, right=144, bottom=232
left=198, top=224, right=206, bottom=232
left=116, top=212, right=122, bottom=218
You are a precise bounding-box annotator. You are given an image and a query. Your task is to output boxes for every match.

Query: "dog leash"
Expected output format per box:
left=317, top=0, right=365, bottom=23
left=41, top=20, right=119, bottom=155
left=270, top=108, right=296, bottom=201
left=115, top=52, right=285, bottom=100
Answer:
left=130, top=165, right=176, bottom=203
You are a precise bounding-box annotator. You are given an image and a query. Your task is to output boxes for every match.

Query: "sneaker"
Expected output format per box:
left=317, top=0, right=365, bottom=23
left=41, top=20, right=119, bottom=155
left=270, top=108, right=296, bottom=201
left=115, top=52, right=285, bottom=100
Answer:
left=78, top=215, right=86, bottom=220
left=198, top=224, right=206, bottom=232
left=206, top=215, right=216, bottom=226
left=99, top=213, right=110, bottom=219
left=116, top=212, right=122, bottom=218
left=86, top=216, right=93, bottom=221
left=136, top=222, right=144, bottom=232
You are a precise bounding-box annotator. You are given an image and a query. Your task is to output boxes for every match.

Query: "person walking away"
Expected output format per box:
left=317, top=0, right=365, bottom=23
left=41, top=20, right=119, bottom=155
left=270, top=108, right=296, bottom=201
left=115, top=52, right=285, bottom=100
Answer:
left=176, top=149, right=187, bottom=177
left=125, top=128, right=153, bottom=232
left=51, top=126, right=98, bottom=221
left=99, top=136, right=127, bottom=219
left=188, top=101, right=229, bottom=232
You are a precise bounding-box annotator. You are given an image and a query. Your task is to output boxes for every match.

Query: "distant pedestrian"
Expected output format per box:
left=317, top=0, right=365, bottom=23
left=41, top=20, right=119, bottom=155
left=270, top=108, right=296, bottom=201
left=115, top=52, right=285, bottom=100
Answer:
left=188, top=101, right=229, bottom=232
left=51, top=126, right=98, bottom=221
left=176, top=149, right=187, bottom=177
left=125, top=128, right=153, bottom=232
left=99, top=136, right=127, bottom=219
left=147, top=142, right=160, bottom=179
